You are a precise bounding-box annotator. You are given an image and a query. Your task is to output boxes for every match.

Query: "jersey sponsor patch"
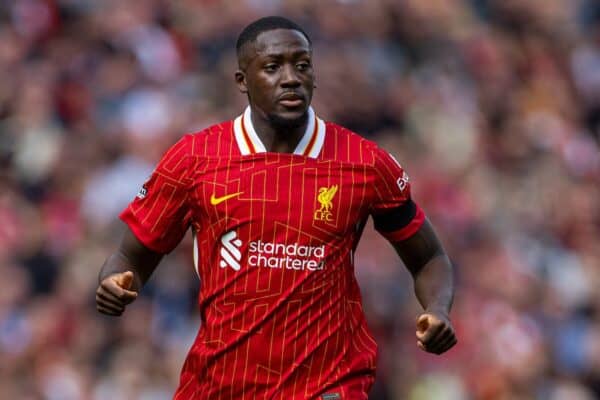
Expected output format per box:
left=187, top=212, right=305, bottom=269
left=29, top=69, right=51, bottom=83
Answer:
left=397, top=170, right=409, bottom=191
left=386, top=152, right=410, bottom=192
left=136, top=186, right=147, bottom=199
left=219, top=231, right=243, bottom=271
left=218, top=230, right=326, bottom=272
left=136, top=175, right=152, bottom=199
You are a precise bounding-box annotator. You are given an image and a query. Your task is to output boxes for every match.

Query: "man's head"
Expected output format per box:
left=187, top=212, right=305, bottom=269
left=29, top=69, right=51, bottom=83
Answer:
left=235, top=16, right=314, bottom=130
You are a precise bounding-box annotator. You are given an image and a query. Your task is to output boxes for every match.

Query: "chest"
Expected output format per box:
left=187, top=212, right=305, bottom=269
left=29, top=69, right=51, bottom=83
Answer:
left=190, top=155, right=374, bottom=237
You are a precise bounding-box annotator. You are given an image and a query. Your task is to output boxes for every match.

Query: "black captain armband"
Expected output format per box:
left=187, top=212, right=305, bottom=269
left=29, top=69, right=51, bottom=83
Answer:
left=373, top=200, right=425, bottom=242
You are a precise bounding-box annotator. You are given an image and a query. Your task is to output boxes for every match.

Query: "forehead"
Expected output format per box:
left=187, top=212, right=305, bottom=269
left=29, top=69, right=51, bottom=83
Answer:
left=252, top=29, right=311, bottom=57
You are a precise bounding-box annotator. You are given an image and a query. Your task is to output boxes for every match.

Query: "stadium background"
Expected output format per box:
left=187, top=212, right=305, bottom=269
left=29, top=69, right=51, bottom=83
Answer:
left=1, top=0, right=600, bottom=398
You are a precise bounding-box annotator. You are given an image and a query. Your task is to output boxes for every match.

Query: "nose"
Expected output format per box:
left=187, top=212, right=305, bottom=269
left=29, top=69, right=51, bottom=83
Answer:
left=280, top=64, right=300, bottom=87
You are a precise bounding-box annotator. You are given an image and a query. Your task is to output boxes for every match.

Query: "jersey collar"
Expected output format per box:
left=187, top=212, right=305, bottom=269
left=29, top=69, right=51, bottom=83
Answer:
left=233, top=106, right=325, bottom=158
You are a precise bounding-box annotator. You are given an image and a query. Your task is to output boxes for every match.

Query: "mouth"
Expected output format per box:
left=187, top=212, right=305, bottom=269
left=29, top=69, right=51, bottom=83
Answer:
left=278, top=92, right=305, bottom=108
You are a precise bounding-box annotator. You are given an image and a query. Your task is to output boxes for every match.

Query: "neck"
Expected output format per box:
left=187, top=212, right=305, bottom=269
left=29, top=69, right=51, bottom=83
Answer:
left=250, top=106, right=309, bottom=153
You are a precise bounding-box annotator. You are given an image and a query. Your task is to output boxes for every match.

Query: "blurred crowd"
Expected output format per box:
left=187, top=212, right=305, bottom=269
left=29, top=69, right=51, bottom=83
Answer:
left=1, top=0, right=600, bottom=399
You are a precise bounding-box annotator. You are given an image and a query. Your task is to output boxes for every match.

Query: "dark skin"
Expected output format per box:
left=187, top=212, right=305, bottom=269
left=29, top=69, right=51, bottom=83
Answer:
left=235, top=29, right=314, bottom=153
left=393, top=219, right=456, bottom=354
left=96, top=28, right=457, bottom=355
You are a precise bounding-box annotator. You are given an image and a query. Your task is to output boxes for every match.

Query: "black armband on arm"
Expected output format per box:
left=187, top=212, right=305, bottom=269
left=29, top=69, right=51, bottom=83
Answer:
left=373, top=200, right=425, bottom=242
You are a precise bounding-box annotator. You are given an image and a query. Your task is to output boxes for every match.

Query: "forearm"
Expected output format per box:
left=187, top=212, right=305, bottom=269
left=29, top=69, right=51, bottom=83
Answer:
left=99, top=252, right=143, bottom=291
left=390, top=218, right=454, bottom=315
left=375, top=196, right=457, bottom=352
left=98, top=228, right=163, bottom=291
left=412, top=253, right=454, bottom=315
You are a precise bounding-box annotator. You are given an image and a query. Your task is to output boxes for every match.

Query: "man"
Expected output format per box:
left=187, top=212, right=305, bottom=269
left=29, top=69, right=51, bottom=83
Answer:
left=96, top=16, right=456, bottom=399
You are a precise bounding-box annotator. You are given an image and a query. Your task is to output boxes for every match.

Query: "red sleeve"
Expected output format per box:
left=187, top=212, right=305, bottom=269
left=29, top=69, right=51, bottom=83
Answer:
left=119, top=135, right=193, bottom=253
left=370, top=147, right=425, bottom=242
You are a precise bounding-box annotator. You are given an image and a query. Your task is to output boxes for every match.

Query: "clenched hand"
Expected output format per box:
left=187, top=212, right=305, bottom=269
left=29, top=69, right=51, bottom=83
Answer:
left=416, top=311, right=457, bottom=354
left=96, top=271, right=138, bottom=316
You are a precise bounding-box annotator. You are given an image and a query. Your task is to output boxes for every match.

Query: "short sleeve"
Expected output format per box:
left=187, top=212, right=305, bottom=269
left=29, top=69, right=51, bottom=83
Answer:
left=370, top=147, right=425, bottom=242
left=120, top=135, right=193, bottom=253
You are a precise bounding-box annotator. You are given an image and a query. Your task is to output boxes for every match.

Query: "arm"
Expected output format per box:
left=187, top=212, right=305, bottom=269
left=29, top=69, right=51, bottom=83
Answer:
left=369, top=146, right=456, bottom=353
left=96, top=135, right=194, bottom=316
left=95, top=228, right=164, bottom=316
left=392, top=218, right=457, bottom=354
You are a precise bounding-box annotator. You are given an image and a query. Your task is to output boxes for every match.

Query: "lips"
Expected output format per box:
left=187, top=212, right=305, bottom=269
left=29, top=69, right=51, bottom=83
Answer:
left=278, top=92, right=305, bottom=107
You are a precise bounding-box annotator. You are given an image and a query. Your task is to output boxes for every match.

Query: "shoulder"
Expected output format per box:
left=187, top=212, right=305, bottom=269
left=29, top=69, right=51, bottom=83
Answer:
left=157, top=119, right=235, bottom=175
left=183, top=119, right=237, bottom=157
left=320, top=121, right=383, bottom=165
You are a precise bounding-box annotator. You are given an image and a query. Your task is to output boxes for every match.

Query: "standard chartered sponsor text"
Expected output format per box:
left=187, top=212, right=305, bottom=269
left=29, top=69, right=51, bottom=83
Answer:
left=247, top=240, right=325, bottom=271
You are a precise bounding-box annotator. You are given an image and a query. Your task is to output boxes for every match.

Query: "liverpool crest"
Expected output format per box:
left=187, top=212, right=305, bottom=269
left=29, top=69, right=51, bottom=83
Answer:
left=314, top=185, right=338, bottom=222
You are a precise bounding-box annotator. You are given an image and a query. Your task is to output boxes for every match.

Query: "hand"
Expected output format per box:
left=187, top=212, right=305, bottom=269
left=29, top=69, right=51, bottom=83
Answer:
left=416, top=311, right=457, bottom=355
left=96, top=271, right=138, bottom=316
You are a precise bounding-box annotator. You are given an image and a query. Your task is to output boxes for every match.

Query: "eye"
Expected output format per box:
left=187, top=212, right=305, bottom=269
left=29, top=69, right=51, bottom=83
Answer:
left=264, top=63, right=279, bottom=72
left=296, top=61, right=311, bottom=71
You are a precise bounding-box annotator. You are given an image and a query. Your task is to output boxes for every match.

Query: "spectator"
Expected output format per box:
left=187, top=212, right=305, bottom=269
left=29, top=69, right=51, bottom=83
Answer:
left=0, top=1, right=599, bottom=398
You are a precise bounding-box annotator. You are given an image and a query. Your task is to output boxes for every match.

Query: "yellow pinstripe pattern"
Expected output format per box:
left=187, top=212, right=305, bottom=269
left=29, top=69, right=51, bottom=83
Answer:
left=143, top=183, right=174, bottom=228
left=154, top=120, right=384, bottom=399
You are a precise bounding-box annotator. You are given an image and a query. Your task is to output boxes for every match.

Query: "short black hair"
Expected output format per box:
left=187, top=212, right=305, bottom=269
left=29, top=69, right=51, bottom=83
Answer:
left=236, top=16, right=311, bottom=55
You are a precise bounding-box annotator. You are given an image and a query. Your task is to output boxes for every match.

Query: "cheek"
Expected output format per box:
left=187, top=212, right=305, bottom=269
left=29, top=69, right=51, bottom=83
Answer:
left=253, top=79, right=276, bottom=98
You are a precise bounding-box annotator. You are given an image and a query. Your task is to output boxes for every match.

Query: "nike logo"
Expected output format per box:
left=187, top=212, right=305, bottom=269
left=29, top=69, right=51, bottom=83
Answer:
left=210, top=191, right=243, bottom=205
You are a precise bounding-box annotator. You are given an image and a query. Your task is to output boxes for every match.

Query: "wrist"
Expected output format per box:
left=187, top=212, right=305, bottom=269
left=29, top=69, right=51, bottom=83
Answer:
left=425, top=304, right=450, bottom=317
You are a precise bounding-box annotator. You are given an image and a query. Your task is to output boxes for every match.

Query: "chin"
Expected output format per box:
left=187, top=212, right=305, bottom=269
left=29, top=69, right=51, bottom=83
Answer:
left=268, top=109, right=308, bottom=130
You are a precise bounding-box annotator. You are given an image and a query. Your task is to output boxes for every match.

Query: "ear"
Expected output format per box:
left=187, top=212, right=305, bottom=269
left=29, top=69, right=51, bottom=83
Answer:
left=235, top=70, right=248, bottom=94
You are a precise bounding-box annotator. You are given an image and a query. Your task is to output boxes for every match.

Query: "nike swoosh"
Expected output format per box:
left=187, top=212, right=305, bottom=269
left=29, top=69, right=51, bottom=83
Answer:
left=210, top=191, right=243, bottom=205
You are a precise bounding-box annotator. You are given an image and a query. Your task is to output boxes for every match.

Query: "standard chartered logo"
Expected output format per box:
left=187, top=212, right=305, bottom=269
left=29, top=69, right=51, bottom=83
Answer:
left=248, top=240, right=325, bottom=271
left=220, top=231, right=242, bottom=271
left=218, top=231, right=325, bottom=272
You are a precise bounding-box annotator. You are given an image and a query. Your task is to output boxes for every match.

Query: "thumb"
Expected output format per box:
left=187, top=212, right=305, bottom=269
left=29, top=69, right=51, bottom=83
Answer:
left=416, top=314, right=430, bottom=334
left=114, top=271, right=134, bottom=290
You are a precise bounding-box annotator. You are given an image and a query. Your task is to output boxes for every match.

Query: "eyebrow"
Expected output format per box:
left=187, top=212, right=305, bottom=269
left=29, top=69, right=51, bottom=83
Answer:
left=258, top=49, right=311, bottom=59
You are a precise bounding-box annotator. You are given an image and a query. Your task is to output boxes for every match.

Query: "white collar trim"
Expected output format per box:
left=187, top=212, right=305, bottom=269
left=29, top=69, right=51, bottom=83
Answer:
left=233, top=106, right=325, bottom=158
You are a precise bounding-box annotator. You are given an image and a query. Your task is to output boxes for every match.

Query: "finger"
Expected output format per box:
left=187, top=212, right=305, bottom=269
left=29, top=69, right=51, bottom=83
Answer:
left=120, top=289, right=138, bottom=302
left=101, top=280, right=138, bottom=302
left=428, top=326, right=453, bottom=346
left=96, top=293, right=126, bottom=309
left=96, top=286, right=123, bottom=304
left=416, top=314, right=429, bottom=333
left=97, top=303, right=124, bottom=316
left=114, top=271, right=134, bottom=290
left=96, top=302, right=124, bottom=315
left=95, top=293, right=125, bottom=311
left=98, top=280, right=124, bottom=297
left=425, top=330, right=454, bottom=354
left=416, top=320, right=444, bottom=344
left=437, top=335, right=457, bottom=354
left=96, top=285, right=136, bottom=307
left=428, top=329, right=457, bottom=354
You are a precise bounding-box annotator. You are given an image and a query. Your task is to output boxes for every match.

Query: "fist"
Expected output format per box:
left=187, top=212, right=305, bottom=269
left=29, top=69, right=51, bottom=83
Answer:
left=96, top=271, right=138, bottom=316
left=416, top=312, right=457, bottom=354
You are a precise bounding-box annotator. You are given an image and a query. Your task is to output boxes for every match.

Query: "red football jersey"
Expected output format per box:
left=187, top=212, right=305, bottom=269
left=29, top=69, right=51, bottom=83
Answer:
left=120, top=107, right=425, bottom=399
